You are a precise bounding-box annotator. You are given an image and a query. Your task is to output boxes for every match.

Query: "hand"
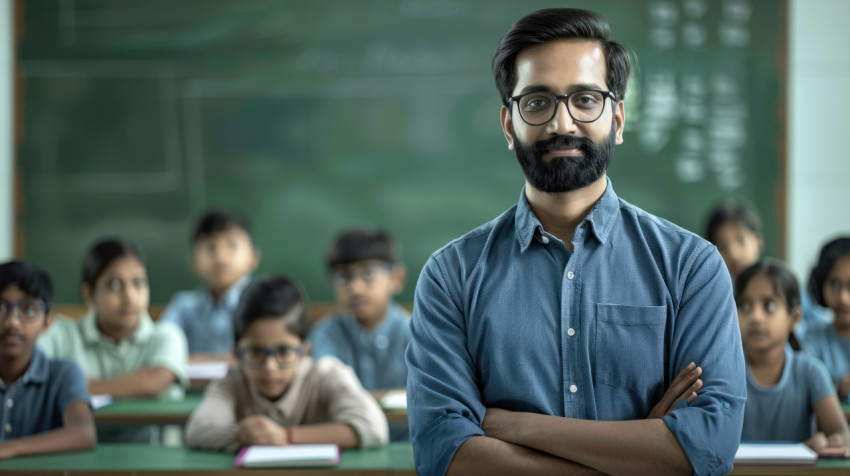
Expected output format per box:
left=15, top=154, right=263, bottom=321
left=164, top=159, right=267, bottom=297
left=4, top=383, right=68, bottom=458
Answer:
left=233, top=415, right=289, bottom=446
left=803, top=431, right=848, bottom=457
left=838, top=375, right=850, bottom=401
left=647, top=362, right=702, bottom=419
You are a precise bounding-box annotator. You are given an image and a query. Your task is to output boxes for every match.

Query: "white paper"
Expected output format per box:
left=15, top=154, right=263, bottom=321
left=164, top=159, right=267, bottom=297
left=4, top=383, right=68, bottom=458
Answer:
left=240, top=444, right=339, bottom=468
left=187, top=362, right=229, bottom=380
left=380, top=390, right=407, bottom=410
left=735, top=443, right=817, bottom=465
left=90, top=394, right=113, bottom=410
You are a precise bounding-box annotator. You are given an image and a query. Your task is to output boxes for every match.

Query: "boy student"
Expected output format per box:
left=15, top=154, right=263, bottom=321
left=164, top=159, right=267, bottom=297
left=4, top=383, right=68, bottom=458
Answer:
left=0, top=261, right=96, bottom=458
left=161, top=208, right=260, bottom=361
left=185, top=275, right=388, bottom=451
left=406, top=8, right=746, bottom=476
left=309, top=228, right=409, bottom=393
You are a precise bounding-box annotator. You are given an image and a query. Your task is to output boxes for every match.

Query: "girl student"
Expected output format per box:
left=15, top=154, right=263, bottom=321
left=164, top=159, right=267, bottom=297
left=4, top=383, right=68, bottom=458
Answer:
left=804, top=237, right=850, bottom=403
left=736, top=259, right=850, bottom=456
left=38, top=237, right=188, bottom=398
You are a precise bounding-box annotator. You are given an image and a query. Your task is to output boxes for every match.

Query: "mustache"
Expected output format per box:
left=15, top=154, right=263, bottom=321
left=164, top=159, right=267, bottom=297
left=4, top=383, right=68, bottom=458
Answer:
left=530, top=134, right=595, bottom=157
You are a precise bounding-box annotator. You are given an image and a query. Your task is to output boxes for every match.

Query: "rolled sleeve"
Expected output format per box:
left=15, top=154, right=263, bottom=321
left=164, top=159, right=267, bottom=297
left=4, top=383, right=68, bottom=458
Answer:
left=185, top=377, right=240, bottom=452
left=146, top=322, right=189, bottom=387
left=55, top=359, right=91, bottom=412
left=406, top=253, right=486, bottom=476
left=663, top=245, right=746, bottom=475
left=318, top=358, right=389, bottom=448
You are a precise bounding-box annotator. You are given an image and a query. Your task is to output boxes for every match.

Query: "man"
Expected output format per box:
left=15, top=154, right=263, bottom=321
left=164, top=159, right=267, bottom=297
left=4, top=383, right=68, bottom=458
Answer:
left=406, top=8, right=746, bottom=476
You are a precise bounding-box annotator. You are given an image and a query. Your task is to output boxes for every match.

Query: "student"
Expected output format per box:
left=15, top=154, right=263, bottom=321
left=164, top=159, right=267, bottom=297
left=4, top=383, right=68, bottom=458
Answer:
left=803, top=237, right=850, bottom=402
left=736, top=259, right=850, bottom=456
left=308, top=228, right=409, bottom=393
left=38, top=238, right=188, bottom=398
left=0, top=261, right=96, bottom=458
left=185, top=275, right=388, bottom=452
left=705, top=200, right=830, bottom=338
left=161, top=209, right=260, bottom=362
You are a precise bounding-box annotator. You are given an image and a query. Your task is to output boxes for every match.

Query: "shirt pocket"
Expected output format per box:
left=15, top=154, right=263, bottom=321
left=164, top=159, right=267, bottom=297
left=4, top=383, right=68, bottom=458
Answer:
left=594, top=303, right=666, bottom=395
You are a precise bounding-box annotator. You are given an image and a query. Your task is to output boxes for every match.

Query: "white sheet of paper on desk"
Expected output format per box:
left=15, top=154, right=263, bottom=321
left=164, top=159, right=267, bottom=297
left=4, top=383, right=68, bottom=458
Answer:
left=734, top=443, right=818, bottom=465
left=90, top=394, right=113, bottom=409
left=380, top=390, right=407, bottom=410
left=234, top=444, right=340, bottom=468
left=187, top=362, right=229, bottom=380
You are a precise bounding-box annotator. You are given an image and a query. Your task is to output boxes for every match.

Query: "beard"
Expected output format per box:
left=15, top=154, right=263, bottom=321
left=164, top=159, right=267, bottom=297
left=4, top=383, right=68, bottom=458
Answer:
left=513, top=119, right=616, bottom=193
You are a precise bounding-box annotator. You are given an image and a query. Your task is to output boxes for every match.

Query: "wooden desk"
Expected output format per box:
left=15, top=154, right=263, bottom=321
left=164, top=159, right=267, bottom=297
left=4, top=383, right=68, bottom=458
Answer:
left=0, top=442, right=416, bottom=475
left=94, top=394, right=408, bottom=425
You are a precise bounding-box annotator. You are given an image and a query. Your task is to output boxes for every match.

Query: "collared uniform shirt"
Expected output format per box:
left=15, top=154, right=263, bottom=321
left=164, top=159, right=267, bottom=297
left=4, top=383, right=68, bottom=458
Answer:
left=803, top=324, right=850, bottom=395
left=37, top=311, right=189, bottom=393
left=308, top=302, right=411, bottom=391
left=406, top=179, right=747, bottom=476
left=160, top=276, right=251, bottom=354
left=0, top=347, right=90, bottom=441
left=742, top=345, right=834, bottom=442
left=185, top=356, right=389, bottom=451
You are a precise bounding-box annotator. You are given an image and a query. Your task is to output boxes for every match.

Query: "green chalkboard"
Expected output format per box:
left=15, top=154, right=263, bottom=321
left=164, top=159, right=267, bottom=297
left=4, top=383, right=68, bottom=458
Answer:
left=17, top=0, right=787, bottom=304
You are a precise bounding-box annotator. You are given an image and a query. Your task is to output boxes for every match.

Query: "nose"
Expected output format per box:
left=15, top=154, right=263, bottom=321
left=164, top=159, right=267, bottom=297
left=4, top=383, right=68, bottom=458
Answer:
left=545, top=99, right=578, bottom=136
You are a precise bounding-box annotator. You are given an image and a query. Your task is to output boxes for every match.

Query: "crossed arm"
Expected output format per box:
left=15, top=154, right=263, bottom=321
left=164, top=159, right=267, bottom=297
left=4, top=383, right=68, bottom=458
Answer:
left=447, top=364, right=704, bottom=476
left=88, top=366, right=177, bottom=398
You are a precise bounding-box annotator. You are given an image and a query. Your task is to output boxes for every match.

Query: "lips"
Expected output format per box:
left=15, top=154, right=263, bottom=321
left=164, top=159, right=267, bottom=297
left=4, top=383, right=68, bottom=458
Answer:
left=746, top=329, right=769, bottom=339
left=0, top=333, right=23, bottom=345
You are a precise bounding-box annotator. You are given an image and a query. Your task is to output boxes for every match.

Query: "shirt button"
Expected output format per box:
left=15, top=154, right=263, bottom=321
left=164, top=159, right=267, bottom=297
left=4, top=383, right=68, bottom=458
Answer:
left=567, top=271, right=575, bottom=280
left=567, top=328, right=576, bottom=336
left=5, top=399, right=11, bottom=408
left=4, top=423, right=10, bottom=433
left=540, top=235, right=550, bottom=245
left=374, top=335, right=389, bottom=350
left=569, top=385, right=578, bottom=393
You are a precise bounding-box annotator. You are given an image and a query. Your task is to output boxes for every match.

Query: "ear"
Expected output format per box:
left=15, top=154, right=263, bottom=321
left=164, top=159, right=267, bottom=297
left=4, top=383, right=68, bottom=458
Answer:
left=500, top=105, right=515, bottom=151
left=301, top=340, right=311, bottom=356
left=189, top=249, right=202, bottom=275
left=81, top=283, right=94, bottom=307
left=251, top=246, right=262, bottom=270
left=614, top=100, right=626, bottom=145
left=390, top=265, right=407, bottom=295
left=41, top=312, right=55, bottom=334
left=789, top=306, right=802, bottom=331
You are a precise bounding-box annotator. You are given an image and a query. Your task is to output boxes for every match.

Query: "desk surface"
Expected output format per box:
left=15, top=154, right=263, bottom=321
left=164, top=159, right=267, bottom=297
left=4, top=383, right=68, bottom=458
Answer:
left=94, top=394, right=407, bottom=425
left=0, top=442, right=415, bottom=475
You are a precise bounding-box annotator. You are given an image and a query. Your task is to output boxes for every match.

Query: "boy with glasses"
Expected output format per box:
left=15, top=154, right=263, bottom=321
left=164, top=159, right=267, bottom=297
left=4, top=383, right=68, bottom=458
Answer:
left=0, top=261, right=96, bottom=458
left=309, top=229, right=409, bottom=393
left=185, top=275, right=387, bottom=451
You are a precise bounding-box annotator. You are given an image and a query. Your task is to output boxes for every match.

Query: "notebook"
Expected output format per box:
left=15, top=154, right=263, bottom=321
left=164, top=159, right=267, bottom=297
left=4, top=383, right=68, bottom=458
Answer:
left=734, top=443, right=818, bottom=466
left=90, top=394, right=113, bottom=410
left=234, top=444, right=340, bottom=468
left=186, top=362, right=229, bottom=380
left=380, top=389, right=407, bottom=410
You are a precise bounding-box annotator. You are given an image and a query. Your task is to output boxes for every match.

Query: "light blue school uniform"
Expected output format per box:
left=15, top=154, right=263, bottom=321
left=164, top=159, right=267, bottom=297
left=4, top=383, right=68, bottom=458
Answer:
left=0, top=347, right=90, bottom=441
left=803, top=324, right=850, bottom=397
left=160, top=276, right=251, bottom=354
left=308, top=302, right=411, bottom=391
left=742, top=346, right=835, bottom=442
left=796, top=290, right=832, bottom=340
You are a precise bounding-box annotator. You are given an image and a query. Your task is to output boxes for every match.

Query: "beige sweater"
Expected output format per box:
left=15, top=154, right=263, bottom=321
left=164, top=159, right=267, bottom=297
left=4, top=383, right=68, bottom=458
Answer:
left=185, top=356, right=389, bottom=451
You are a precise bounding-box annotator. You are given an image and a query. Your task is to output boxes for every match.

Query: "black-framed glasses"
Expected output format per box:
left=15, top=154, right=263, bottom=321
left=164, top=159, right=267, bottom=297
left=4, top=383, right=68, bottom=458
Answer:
left=0, top=299, right=47, bottom=323
left=330, top=263, right=393, bottom=287
left=509, top=89, right=616, bottom=126
left=236, top=344, right=303, bottom=369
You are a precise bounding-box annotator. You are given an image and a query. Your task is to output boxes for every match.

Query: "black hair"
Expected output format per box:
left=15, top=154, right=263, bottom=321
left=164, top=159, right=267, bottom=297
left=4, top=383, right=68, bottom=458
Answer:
left=82, top=238, right=145, bottom=288
left=0, top=261, right=54, bottom=314
left=191, top=208, right=252, bottom=244
left=325, top=228, right=399, bottom=270
left=234, top=275, right=309, bottom=342
left=492, top=8, right=631, bottom=106
left=704, top=200, right=763, bottom=244
left=808, top=237, right=850, bottom=307
left=735, top=259, right=802, bottom=351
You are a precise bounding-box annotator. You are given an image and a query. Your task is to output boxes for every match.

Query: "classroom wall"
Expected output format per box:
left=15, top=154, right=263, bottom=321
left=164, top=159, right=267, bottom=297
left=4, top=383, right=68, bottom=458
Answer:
left=787, top=0, right=850, bottom=285
left=0, top=0, right=11, bottom=262
left=0, top=1, right=847, bottom=284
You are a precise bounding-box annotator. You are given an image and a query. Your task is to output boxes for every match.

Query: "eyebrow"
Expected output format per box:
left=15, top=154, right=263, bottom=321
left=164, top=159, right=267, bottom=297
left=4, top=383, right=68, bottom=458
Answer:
left=514, top=83, right=607, bottom=97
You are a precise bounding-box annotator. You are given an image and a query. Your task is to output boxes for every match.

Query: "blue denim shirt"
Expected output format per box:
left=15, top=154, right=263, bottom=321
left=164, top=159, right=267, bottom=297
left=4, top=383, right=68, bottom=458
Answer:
left=406, top=179, right=746, bottom=476
left=0, top=347, right=90, bottom=441
left=161, top=276, right=251, bottom=354
left=308, top=302, right=411, bottom=391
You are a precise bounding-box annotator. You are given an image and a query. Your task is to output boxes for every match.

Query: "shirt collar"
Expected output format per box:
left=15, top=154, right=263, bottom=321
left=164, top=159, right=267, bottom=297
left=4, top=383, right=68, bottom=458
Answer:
left=202, top=275, right=252, bottom=310
left=515, top=177, right=619, bottom=252
left=81, top=309, right=156, bottom=345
